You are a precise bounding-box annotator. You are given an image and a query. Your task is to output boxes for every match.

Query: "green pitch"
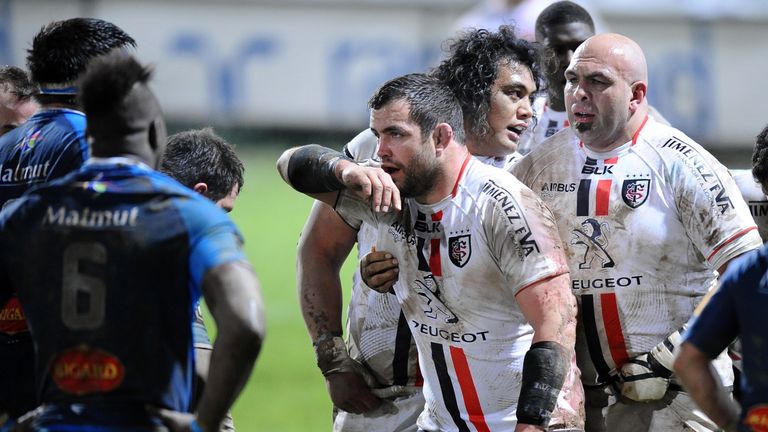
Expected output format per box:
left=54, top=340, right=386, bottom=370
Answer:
left=204, top=145, right=357, bottom=431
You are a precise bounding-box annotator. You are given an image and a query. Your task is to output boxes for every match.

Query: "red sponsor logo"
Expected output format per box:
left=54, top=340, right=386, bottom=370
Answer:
left=0, top=295, right=28, bottom=334
left=51, top=346, right=125, bottom=395
left=745, top=405, right=768, bottom=432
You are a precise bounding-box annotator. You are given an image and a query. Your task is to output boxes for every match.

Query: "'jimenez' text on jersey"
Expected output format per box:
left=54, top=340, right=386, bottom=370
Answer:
left=336, top=156, right=569, bottom=431
left=512, top=116, right=762, bottom=387
left=0, top=158, right=245, bottom=426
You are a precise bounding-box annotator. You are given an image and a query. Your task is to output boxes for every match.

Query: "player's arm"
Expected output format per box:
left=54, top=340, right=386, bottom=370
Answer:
left=674, top=342, right=739, bottom=431
left=514, top=273, right=577, bottom=432
left=276, top=145, right=400, bottom=212
left=196, top=261, right=266, bottom=431
left=298, top=201, right=381, bottom=413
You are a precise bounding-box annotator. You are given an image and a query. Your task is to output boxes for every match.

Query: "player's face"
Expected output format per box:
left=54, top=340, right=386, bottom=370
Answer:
left=371, top=99, right=441, bottom=199
left=564, top=48, right=634, bottom=151
left=0, top=92, right=38, bottom=136
left=473, top=62, right=536, bottom=157
left=540, top=21, right=594, bottom=106
left=215, top=183, right=240, bottom=213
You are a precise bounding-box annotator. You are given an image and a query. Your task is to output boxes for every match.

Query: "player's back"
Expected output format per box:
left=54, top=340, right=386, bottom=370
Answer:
left=0, top=108, right=88, bottom=208
left=0, top=159, right=239, bottom=428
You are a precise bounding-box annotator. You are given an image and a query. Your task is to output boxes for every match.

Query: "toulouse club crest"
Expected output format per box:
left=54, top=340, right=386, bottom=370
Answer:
left=622, top=179, right=650, bottom=208
left=449, top=234, right=471, bottom=267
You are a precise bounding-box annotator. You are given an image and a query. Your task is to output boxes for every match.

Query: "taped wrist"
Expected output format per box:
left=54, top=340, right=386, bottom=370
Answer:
left=286, top=144, right=352, bottom=193
left=648, top=325, right=686, bottom=379
left=516, top=341, right=569, bottom=427
left=313, top=334, right=357, bottom=376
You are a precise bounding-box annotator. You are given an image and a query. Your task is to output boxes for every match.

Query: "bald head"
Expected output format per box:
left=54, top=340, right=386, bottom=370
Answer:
left=575, top=33, right=647, bottom=85
left=563, top=33, right=649, bottom=151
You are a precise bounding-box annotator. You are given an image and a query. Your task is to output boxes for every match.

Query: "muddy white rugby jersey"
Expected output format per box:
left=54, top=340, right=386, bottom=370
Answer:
left=342, top=130, right=524, bottom=389
left=336, top=156, right=569, bottom=431
left=342, top=129, right=422, bottom=388
left=518, top=98, right=570, bottom=156
left=731, top=168, right=768, bottom=241
left=512, top=116, right=761, bottom=387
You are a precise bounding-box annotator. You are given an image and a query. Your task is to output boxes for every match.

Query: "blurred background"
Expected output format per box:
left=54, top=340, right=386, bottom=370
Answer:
left=3, top=0, right=768, bottom=430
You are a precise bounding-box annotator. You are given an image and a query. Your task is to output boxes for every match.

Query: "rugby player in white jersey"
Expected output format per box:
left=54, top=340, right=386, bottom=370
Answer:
left=280, top=73, right=578, bottom=432
left=511, top=33, right=761, bottom=431
left=518, top=1, right=670, bottom=157
left=297, top=26, right=584, bottom=431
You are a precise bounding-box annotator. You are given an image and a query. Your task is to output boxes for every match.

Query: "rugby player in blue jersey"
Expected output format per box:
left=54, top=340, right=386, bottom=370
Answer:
left=161, top=128, right=245, bottom=432
left=0, top=52, right=265, bottom=431
left=0, top=18, right=136, bottom=420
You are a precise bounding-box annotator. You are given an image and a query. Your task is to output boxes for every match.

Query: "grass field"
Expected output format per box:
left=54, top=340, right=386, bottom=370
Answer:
left=208, top=145, right=357, bottom=431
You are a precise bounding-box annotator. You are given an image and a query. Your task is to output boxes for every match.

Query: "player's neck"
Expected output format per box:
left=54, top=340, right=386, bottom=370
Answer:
left=415, top=147, right=470, bottom=205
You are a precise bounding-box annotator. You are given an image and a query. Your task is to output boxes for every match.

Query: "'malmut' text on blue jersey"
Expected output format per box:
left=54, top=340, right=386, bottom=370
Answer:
left=0, top=159, right=245, bottom=425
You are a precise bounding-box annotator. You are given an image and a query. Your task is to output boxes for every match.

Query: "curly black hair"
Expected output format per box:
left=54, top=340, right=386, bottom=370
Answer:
left=431, top=25, right=541, bottom=140
left=27, top=18, right=135, bottom=88
left=752, top=124, right=768, bottom=194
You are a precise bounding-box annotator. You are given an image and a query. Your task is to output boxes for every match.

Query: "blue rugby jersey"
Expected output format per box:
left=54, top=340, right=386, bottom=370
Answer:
left=0, top=158, right=246, bottom=428
left=685, top=246, right=768, bottom=432
left=0, top=108, right=88, bottom=208
left=0, top=107, right=88, bottom=417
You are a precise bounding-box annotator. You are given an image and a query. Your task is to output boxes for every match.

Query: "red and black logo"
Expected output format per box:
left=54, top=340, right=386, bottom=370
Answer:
left=51, top=345, right=125, bottom=395
left=622, top=179, right=650, bottom=208
left=448, top=234, right=471, bottom=268
left=744, top=404, right=768, bottom=431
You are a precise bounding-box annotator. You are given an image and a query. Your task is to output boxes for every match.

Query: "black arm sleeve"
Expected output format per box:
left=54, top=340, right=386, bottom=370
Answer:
left=516, top=341, right=569, bottom=427
left=286, top=144, right=352, bottom=193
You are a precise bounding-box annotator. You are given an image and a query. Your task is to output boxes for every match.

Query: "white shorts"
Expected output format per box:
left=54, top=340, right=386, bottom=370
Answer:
left=333, top=390, right=424, bottom=432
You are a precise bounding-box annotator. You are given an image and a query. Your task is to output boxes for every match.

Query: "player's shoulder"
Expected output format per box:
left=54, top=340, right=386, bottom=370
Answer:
left=342, top=129, right=379, bottom=163
left=730, top=169, right=765, bottom=200
left=639, top=118, right=708, bottom=159
left=512, top=127, right=578, bottom=178
left=463, top=158, right=542, bottom=211
left=721, top=246, right=768, bottom=291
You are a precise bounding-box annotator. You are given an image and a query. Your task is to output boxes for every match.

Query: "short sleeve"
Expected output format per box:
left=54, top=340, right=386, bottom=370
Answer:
left=341, top=129, right=379, bottom=163
left=334, top=189, right=380, bottom=231
left=669, top=149, right=761, bottom=270
left=483, top=179, right=569, bottom=294
left=188, top=223, right=247, bottom=288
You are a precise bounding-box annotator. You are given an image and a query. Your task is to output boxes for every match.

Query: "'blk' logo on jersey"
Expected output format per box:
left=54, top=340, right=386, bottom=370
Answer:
left=622, top=179, right=650, bottom=208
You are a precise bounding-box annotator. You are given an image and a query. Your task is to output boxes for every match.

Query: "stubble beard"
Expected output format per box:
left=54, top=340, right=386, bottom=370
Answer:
left=398, top=148, right=442, bottom=199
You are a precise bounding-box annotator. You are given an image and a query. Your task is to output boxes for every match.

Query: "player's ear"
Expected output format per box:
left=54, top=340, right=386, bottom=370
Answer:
left=433, top=123, right=453, bottom=156
left=193, top=183, right=209, bottom=195
left=629, top=81, right=647, bottom=113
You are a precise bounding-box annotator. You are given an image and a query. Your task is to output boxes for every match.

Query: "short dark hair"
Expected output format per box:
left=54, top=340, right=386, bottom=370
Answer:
left=431, top=25, right=540, bottom=140
left=368, top=73, right=465, bottom=144
left=27, top=17, right=135, bottom=102
left=535, top=1, right=595, bottom=41
left=78, top=50, right=158, bottom=140
left=752, top=124, right=768, bottom=194
left=0, top=66, right=37, bottom=100
left=161, top=128, right=245, bottom=202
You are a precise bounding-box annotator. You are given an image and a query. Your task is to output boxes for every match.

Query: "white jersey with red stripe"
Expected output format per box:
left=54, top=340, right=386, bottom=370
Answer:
left=512, top=116, right=762, bottom=387
left=336, top=156, right=569, bottom=431
left=342, top=129, right=422, bottom=389
left=518, top=97, right=570, bottom=156
left=730, top=168, right=768, bottom=241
